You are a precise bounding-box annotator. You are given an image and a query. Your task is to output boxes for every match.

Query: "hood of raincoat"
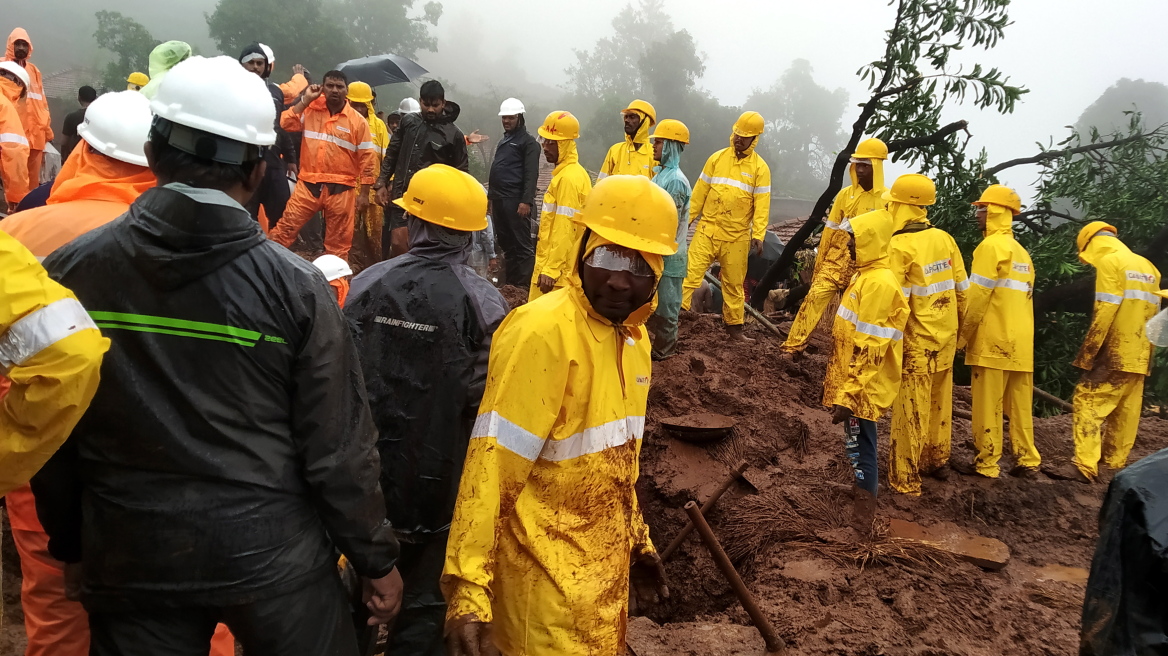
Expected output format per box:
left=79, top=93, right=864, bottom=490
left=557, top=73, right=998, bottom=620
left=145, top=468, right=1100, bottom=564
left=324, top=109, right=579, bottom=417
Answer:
left=426, top=100, right=461, bottom=125
left=0, top=77, right=21, bottom=103
left=984, top=204, right=1014, bottom=237
left=888, top=201, right=929, bottom=232
left=847, top=156, right=886, bottom=196
left=113, top=185, right=266, bottom=291
left=406, top=215, right=472, bottom=264
left=626, top=109, right=651, bottom=147
left=1079, top=231, right=1129, bottom=268
left=569, top=231, right=664, bottom=330
left=555, top=137, right=580, bottom=171
left=140, top=41, right=193, bottom=99
left=729, top=129, right=759, bottom=158
left=851, top=209, right=894, bottom=271
left=656, top=138, right=682, bottom=171
left=5, top=28, right=31, bottom=61
left=47, top=144, right=156, bottom=206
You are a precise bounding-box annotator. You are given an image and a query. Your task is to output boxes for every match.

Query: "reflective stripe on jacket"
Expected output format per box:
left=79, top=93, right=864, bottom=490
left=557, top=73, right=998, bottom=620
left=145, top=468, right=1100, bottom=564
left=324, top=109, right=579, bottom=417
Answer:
left=282, top=98, right=378, bottom=186
left=5, top=29, right=52, bottom=149
left=533, top=139, right=591, bottom=282
left=0, top=78, right=29, bottom=203
left=688, top=143, right=771, bottom=242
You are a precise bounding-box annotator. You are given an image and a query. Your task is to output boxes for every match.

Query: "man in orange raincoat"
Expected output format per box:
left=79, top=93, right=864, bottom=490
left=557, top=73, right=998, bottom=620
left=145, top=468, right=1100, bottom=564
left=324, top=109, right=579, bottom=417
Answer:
left=4, top=29, right=52, bottom=188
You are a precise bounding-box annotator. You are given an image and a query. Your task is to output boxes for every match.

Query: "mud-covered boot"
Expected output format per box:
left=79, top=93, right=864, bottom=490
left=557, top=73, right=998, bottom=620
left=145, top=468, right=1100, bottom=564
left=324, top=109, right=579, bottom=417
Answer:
left=726, top=324, right=755, bottom=342
left=851, top=486, right=877, bottom=533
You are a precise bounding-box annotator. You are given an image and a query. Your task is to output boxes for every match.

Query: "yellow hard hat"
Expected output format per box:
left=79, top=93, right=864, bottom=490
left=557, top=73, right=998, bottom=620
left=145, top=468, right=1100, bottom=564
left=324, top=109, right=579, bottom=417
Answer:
left=392, top=164, right=488, bottom=231
left=649, top=118, right=690, bottom=144
left=538, top=110, right=580, bottom=141
left=575, top=175, right=679, bottom=256
left=623, top=99, right=657, bottom=126
left=882, top=173, right=936, bottom=206
left=347, top=81, right=374, bottom=103
left=972, top=184, right=1022, bottom=214
left=732, top=111, right=765, bottom=138
left=852, top=138, right=888, bottom=160
left=1076, top=220, right=1117, bottom=253
left=127, top=72, right=149, bottom=87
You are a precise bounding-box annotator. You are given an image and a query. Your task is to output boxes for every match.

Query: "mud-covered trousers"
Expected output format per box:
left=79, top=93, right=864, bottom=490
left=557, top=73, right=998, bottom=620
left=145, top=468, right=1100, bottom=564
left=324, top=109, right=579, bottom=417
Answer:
left=649, top=275, right=683, bottom=359
left=844, top=417, right=879, bottom=496
left=87, top=569, right=358, bottom=656
left=387, top=532, right=448, bottom=656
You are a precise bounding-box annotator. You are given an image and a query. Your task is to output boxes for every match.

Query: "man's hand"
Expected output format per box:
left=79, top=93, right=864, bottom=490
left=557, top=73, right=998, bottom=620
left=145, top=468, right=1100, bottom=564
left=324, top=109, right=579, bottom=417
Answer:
left=375, top=185, right=390, bottom=207
left=64, top=562, right=83, bottom=601
left=751, top=238, right=764, bottom=256
left=302, top=84, right=323, bottom=105
left=446, top=615, right=500, bottom=656
left=285, top=162, right=298, bottom=180
left=5, top=201, right=17, bottom=214
left=466, top=130, right=489, bottom=144
left=831, top=404, right=852, bottom=425
left=517, top=202, right=532, bottom=219
left=629, top=552, right=669, bottom=614
left=356, top=185, right=371, bottom=212
left=292, top=64, right=306, bottom=77
left=538, top=274, right=556, bottom=294
left=363, top=567, right=404, bottom=626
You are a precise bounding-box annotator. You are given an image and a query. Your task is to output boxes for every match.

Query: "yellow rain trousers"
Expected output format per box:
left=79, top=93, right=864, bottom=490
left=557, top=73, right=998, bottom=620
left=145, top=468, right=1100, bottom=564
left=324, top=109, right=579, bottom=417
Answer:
left=354, top=102, right=389, bottom=263
left=783, top=159, right=886, bottom=352
left=0, top=230, right=109, bottom=495
left=529, top=139, right=591, bottom=301
left=1071, top=235, right=1162, bottom=480
left=823, top=210, right=909, bottom=421
left=443, top=234, right=663, bottom=656
left=598, top=112, right=654, bottom=179
left=958, top=205, right=1039, bottom=477
left=887, top=204, right=968, bottom=494
left=681, top=137, right=771, bottom=325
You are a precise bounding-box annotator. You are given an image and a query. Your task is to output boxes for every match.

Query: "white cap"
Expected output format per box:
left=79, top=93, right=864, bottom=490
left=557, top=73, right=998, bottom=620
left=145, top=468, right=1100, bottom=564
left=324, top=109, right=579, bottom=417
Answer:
left=398, top=97, right=420, bottom=114
left=150, top=56, right=276, bottom=147
left=0, top=61, right=30, bottom=90
left=498, top=97, right=525, bottom=116
left=77, top=91, right=152, bottom=167
left=313, top=254, right=353, bottom=281
left=259, top=43, right=274, bottom=64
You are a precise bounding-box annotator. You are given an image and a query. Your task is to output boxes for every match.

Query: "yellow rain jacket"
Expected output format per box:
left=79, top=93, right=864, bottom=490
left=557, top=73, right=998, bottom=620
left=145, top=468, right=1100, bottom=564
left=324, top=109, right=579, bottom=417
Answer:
left=824, top=210, right=910, bottom=421
left=598, top=112, right=654, bottom=180
left=0, top=230, right=109, bottom=495
left=958, top=205, right=1035, bottom=372
left=1074, top=234, right=1161, bottom=375
left=530, top=139, right=592, bottom=300
left=443, top=234, right=662, bottom=656
left=688, top=137, right=772, bottom=243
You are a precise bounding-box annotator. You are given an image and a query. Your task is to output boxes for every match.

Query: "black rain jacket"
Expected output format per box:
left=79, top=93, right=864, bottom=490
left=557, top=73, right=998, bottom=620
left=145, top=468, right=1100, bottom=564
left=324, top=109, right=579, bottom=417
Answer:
left=376, top=102, right=468, bottom=204
left=33, top=185, right=397, bottom=610
left=487, top=115, right=540, bottom=204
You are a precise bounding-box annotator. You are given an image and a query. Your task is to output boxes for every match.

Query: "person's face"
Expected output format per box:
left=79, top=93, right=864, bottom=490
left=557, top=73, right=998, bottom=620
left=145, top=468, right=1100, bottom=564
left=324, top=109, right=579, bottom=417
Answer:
left=242, top=58, right=266, bottom=77
left=322, top=77, right=348, bottom=105
left=854, top=161, right=874, bottom=191
left=976, top=206, right=988, bottom=232
left=623, top=111, right=643, bottom=137
left=349, top=100, right=369, bottom=118
left=13, top=40, right=30, bottom=61
left=653, top=139, right=664, bottom=161
left=542, top=139, right=558, bottom=164
left=128, top=84, right=141, bottom=91
left=733, top=134, right=755, bottom=154
left=580, top=248, right=657, bottom=324
left=421, top=97, right=445, bottom=122
left=501, top=114, right=519, bottom=132
left=387, top=116, right=401, bottom=133
left=847, top=233, right=856, bottom=261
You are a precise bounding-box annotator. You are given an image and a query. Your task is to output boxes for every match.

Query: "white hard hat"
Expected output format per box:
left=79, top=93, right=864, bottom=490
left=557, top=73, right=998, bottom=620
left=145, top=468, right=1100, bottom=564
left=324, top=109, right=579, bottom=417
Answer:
left=77, top=91, right=152, bottom=167
left=313, top=254, right=353, bottom=281
left=398, top=97, right=420, bottom=114
left=498, top=97, right=525, bottom=116
left=0, top=61, right=30, bottom=90
left=258, top=43, right=274, bottom=64
left=150, top=56, right=276, bottom=148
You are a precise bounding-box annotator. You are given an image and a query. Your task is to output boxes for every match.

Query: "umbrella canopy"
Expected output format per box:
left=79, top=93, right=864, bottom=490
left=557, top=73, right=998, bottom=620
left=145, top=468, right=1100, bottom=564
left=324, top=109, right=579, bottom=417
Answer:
left=336, top=54, right=428, bottom=87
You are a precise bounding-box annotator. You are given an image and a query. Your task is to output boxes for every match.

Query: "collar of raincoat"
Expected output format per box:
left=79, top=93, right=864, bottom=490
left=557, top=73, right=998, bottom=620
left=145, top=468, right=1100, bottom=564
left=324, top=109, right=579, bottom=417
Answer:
left=625, top=110, right=651, bottom=147
left=1079, top=231, right=1126, bottom=267
left=47, top=144, right=156, bottom=206
left=888, top=201, right=929, bottom=232
left=851, top=210, right=894, bottom=271
left=847, top=157, right=886, bottom=195
left=6, top=28, right=31, bottom=61
left=570, top=231, right=663, bottom=342
left=554, top=138, right=580, bottom=174
left=405, top=215, right=472, bottom=264
left=984, top=204, right=1014, bottom=237
left=0, top=77, right=21, bottom=103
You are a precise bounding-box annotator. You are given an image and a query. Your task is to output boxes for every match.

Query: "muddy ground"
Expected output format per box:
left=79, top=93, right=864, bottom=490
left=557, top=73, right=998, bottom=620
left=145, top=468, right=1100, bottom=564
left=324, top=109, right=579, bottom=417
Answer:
left=3, top=290, right=1165, bottom=656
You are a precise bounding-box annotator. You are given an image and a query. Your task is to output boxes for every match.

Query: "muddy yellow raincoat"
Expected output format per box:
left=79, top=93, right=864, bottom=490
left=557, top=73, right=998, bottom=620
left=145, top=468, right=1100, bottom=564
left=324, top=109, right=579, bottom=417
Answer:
left=958, top=205, right=1039, bottom=477
left=681, top=136, right=771, bottom=325
left=1072, top=229, right=1162, bottom=480
left=529, top=138, right=591, bottom=300
left=0, top=230, right=108, bottom=495
left=443, top=234, right=662, bottom=656
left=783, top=157, right=886, bottom=352
left=597, top=111, right=654, bottom=180
left=887, top=203, right=968, bottom=494
left=823, top=210, right=909, bottom=421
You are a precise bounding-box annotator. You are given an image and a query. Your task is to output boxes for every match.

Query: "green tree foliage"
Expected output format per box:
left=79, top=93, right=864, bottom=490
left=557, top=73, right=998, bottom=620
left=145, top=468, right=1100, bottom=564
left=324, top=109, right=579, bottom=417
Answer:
left=565, top=0, right=673, bottom=100
left=340, top=0, right=443, bottom=59
left=94, top=11, right=160, bottom=92
left=206, top=0, right=358, bottom=76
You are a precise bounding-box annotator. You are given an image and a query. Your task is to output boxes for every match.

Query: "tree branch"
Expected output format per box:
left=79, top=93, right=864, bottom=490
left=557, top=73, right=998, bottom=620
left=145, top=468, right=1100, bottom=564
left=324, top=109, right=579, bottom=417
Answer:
left=984, top=132, right=1155, bottom=176
left=1014, top=208, right=1079, bottom=223
left=885, top=120, right=968, bottom=152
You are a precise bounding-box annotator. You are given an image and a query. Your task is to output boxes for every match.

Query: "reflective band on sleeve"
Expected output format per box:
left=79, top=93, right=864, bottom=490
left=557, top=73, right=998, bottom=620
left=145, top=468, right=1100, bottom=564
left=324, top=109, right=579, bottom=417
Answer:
left=753, top=185, right=771, bottom=194
left=824, top=219, right=841, bottom=230
left=471, top=411, right=645, bottom=463
left=0, top=133, right=29, bottom=147
left=472, top=411, right=545, bottom=461
left=303, top=130, right=357, bottom=152
left=0, top=298, right=96, bottom=369
left=543, top=203, right=576, bottom=219
left=596, top=172, right=609, bottom=180
left=357, top=141, right=379, bottom=151
left=1095, top=292, right=1122, bottom=304
left=28, top=92, right=43, bottom=101
left=970, top=273, right=997, bottom=289
left=703, top=175, right=755, bottom=193
left=1124, top=289, right=1160, bottom=304
left=996, top=278, right=1032, bottom=293
left=905, top=279, right=956, bottom=297
left=955, top=278, right=970, bottom=291
left=836, top=305, right=904, bottom=340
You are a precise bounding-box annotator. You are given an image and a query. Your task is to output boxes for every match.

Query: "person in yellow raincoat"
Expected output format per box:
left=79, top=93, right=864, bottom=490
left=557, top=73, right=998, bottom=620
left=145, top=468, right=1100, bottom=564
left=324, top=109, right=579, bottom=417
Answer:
left=956, top=184, right=1040, bottom=478
left=885, top=174, right=968, bottom=494
left=598, top=99, right=656, bottom=180
left=348, top=81, right=390, bottom=265
left=681, top=111, right=772, bottom=340
left=1059, top=222, right=1162, bottom=483
left=530, top=111, right=592, bottom=300
left=442, top=174, right=676, bottom=656
left=824, top=209, right=910, bottom=528
left=783, top=138, right=888, bottom=354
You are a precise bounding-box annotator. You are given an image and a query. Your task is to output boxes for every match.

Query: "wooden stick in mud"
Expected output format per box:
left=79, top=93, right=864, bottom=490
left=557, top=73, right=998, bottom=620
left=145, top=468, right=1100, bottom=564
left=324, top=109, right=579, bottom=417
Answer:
left=660, top=460, right=750, bottom=562
left=1033, top=386, right=1074, bottom=413
left=703, top=272, right=787, bottom=340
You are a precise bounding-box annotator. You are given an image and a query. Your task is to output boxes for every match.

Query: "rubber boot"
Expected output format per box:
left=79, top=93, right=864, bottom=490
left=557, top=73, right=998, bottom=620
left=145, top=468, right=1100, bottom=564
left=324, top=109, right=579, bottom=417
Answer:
left=851, top=486, right=877, bottom=533
left=726, top=324, right=754, bottom=342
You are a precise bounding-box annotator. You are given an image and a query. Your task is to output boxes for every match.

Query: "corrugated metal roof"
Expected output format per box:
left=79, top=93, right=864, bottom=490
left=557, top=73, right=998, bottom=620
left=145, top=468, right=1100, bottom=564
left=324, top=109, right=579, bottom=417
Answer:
left=41, top=67, right=101, bottom=100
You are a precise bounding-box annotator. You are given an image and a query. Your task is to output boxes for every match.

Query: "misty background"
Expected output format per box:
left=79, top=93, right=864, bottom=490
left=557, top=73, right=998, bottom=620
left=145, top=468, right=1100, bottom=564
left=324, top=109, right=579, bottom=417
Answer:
left=7, top=0, right=1168, bottom=205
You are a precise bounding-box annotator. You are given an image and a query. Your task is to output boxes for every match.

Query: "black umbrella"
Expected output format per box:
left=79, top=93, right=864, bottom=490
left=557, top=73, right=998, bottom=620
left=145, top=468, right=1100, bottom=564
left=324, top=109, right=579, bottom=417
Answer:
left=336, top=54, right=428, bottom=87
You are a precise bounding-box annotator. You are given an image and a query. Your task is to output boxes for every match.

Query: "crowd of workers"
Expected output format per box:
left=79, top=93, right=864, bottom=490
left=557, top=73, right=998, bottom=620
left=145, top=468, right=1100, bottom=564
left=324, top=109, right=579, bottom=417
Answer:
left=0, top=22, right=1163, bottom=656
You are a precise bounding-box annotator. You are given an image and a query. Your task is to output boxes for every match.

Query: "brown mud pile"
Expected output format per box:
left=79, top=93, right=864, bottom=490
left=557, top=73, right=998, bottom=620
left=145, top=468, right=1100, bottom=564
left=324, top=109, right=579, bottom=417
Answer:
left=632, top=312, right=1168, bottom=655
